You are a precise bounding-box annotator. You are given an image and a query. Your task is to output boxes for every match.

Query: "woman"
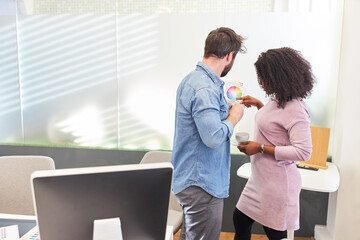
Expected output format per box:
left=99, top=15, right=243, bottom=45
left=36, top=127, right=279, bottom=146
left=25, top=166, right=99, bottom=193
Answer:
left=233, top=47, right=315, bottom=240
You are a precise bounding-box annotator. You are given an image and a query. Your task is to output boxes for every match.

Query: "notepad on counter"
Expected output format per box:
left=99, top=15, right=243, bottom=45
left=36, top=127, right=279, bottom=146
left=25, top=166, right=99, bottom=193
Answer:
left=0, top=225, right=20, bottom=240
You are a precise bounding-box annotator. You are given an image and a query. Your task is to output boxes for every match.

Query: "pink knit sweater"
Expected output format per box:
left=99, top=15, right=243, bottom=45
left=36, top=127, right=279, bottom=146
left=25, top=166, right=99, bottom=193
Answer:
left=236, top=98, right=312, bottom=231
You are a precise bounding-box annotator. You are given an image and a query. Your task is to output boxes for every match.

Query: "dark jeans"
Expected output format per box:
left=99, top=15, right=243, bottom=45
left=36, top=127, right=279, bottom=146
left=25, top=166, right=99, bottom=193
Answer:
left=233, top=208, right=287, bottom=240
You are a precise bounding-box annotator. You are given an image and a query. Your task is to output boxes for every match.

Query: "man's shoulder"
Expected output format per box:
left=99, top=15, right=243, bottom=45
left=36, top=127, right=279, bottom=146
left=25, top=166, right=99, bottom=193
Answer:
left=182, top=69, right=213, bottom=91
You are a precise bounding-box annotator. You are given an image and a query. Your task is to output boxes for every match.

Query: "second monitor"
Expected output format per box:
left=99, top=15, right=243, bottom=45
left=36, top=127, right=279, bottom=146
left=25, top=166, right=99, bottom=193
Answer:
left=31, top=162, right=173, bottom=240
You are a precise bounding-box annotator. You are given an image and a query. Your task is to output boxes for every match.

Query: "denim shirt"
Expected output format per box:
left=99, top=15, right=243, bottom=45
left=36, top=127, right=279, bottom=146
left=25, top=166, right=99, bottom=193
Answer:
left=171, top=61, right=234, bottom=198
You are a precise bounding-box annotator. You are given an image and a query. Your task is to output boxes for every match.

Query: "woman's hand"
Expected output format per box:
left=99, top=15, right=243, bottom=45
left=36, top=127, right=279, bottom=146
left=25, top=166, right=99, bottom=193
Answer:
left=238, top=141, right=275, bottom=156
left=237, top=141, right=261, bottom=155
left=237, top=95, right=264, bottom=110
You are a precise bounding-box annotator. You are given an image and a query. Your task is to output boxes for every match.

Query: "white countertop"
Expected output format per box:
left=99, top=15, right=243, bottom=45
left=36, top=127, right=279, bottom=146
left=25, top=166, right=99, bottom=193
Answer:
left=237, top=162, right=340, bottom=192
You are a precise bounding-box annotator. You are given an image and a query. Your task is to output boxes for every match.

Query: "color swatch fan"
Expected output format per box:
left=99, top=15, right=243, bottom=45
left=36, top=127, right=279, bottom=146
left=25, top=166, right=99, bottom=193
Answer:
left=224, top=81, right=247, bottom=104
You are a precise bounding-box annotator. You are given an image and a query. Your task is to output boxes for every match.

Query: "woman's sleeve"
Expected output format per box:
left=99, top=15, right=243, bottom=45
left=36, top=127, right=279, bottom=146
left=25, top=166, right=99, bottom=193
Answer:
left=274, top=114, right=312, bottom=162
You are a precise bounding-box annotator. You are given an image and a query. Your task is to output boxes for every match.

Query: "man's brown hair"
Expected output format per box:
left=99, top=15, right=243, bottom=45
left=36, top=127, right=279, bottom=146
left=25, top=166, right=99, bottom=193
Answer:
left=204, top=27, right=246, bottom=59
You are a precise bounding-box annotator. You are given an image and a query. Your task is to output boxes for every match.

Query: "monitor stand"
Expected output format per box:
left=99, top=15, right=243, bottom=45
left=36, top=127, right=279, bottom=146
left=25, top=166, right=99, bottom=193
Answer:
left=93, top=218, right=123, bottom=240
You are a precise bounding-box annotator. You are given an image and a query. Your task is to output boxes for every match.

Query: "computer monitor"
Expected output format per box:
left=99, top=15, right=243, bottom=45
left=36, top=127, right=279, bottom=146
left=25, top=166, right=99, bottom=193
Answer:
left=31, top=162, right=173, bottom=240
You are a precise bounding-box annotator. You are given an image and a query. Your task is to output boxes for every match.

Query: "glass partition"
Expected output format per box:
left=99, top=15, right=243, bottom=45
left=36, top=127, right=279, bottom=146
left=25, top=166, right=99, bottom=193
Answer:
left=0, top=0, right=342, bottom=156
left=0, top=3, right=23, bottom=144
left=18, top=14, right=119, bottom=148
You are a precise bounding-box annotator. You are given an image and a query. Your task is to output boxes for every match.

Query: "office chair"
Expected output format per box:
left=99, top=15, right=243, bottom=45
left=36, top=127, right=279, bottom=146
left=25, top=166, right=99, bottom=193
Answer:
left=0, top=155, right=55, bottom=215
left=140, top=151, right=183, bottom=234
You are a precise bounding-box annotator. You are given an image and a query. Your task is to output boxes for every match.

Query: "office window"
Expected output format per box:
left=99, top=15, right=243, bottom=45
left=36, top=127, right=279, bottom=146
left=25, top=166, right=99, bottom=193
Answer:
left=0, top=4, right=23, bottom=144
left=0, top=0, right=341, bottom=156
left=17, top=14, right=119, bottom=148
left=31, top=0, right=274, bottom=14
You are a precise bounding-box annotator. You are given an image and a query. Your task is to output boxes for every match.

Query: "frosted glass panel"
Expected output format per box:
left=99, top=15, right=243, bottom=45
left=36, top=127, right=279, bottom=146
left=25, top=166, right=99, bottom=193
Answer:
left=18, top=14, right=119, bottom=148
left=116, top=13, right=341, bottom=154
left=223, top=13, right=341, bottom=154
left=116, top=13, right=223, bottom=150
left=116, top=14, right=162, bottom=149
left=0, top=15, right=23, bottom=143
left=0, top=0, right=342, bottom=156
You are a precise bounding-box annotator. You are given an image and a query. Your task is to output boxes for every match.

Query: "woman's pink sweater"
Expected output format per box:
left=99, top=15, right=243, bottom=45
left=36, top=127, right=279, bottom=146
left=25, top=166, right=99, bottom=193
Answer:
left=236, top=98, right=312, bottom=231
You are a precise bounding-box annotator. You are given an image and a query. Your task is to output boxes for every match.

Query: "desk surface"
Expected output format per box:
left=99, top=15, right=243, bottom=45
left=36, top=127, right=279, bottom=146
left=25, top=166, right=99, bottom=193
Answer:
left=237, top=162, right=339, bottom=193
left=0, top=214, right=173, bottom=240
left=0, top=214, right=37, bottom=237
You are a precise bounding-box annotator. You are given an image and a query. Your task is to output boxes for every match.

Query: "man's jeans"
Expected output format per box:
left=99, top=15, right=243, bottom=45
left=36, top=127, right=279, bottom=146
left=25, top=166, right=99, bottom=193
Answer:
left=175, top=186, right=224, bottom=240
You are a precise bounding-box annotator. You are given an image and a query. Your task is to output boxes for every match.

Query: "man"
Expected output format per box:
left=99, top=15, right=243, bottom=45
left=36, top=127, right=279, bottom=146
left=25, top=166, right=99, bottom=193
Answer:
left=171, top=27, right=246, bottom=240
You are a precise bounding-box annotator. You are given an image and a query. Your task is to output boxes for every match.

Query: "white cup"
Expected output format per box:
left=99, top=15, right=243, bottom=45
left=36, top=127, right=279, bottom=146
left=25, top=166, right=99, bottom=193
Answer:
left=235, top=132, right=249, bottom=143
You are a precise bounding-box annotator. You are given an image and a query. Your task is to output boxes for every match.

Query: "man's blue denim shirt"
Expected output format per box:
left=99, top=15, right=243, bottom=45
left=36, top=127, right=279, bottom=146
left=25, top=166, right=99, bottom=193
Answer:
left=171, top=61, right=234, bottom=198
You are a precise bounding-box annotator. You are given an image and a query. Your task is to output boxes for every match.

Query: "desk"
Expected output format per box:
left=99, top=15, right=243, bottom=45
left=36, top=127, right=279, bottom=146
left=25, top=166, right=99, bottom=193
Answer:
left=0, top=213, right=36, bottom=237
left=0, top=214, right=173, bottom=240
left=236, top=162, right=340, bottom=239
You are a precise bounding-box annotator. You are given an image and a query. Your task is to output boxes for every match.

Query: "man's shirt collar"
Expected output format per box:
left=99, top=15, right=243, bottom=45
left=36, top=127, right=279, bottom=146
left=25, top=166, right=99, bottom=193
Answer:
left=196, top=61, right=224, bottom=88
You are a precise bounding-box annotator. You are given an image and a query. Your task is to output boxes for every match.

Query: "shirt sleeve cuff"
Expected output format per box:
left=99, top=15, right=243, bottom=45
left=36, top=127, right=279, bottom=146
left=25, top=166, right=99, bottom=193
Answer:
left=274, top=146, right=288, bottom=160
left=223, top=120, right=234, bottom=140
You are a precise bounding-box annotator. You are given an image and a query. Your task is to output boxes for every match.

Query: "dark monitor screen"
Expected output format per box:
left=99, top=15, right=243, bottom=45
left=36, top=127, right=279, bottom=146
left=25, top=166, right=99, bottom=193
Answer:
left=31, top=163, right=173, bottom=240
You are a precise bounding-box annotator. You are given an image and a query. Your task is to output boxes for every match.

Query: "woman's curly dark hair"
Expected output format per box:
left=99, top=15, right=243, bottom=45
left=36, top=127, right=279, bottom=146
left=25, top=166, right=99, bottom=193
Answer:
left=254, top=47, right=315, bottom=108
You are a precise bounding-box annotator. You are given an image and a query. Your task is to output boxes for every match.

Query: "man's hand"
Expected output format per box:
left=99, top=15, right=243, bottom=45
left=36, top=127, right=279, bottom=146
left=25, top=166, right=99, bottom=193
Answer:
left=237, top=95, right=264, bottom=110
left=226, top=102, right=244, bottom=127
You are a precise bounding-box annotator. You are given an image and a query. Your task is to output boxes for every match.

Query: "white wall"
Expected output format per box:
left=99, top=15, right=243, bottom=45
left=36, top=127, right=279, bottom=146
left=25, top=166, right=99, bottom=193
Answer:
left=318, top=0, right=360, bottom=239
